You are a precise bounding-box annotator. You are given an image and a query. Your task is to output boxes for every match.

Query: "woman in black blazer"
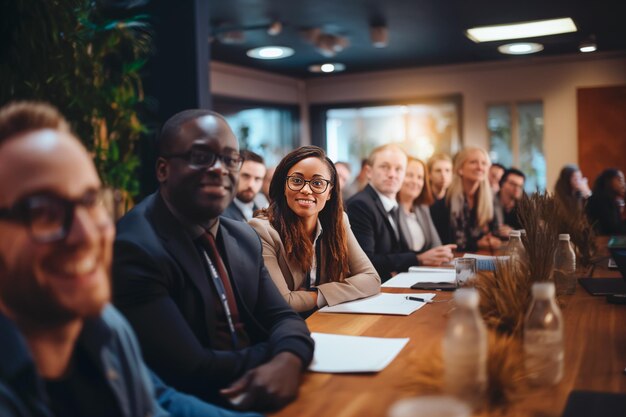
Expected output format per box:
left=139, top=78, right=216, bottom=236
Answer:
left=586, top=168, right=626, bottom=235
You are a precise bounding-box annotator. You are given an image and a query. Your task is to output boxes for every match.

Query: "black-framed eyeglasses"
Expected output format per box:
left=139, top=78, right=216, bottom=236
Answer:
left=0, top=189, right=111, bottom=243
left=286, top=176, right=332, bottom=194
left=164, top=148, right=243, bottom=172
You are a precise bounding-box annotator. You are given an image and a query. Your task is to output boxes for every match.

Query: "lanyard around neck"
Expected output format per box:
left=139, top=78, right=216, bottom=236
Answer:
left=200, top=248, right=239, bottom=349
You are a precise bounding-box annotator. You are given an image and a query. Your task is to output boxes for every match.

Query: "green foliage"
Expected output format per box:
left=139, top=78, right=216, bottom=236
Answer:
left=0, top=0, right=152, bottom=196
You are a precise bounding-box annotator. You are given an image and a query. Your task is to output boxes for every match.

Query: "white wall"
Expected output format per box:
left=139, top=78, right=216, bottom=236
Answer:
left=210, top=52, right=626, bottom=187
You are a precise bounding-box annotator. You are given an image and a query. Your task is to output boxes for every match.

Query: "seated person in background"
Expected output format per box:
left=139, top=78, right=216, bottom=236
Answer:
left=554, top=164, right=592, bottom=212
left=586, top=168, right=626, bottom=235
left=113, top=109, right=313, bottom=411
left=249, top=146, right=380, bottom=314
left=431, top=147, right=502, bottom=251
left=494, top=168, right=526, bottom=238
left=223, top=150, right=266, bottom=222
left=334, top=160, right=352, bottom=201
left=427, top=152, right=453, bottom=205
left=396, top=156, right=456, bottom=263
left=254, top=165, right=274, bottom=209
left=343, top=158, right=369, bottom=200
left=347, top=144, right=453, bottom=282
left=488, top=163, right=506, bottom=194
left=0, top=102, right=261, bottom=417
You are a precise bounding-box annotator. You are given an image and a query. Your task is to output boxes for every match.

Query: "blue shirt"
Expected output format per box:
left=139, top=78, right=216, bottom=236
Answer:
left=0, top=305, right=264, bottom=417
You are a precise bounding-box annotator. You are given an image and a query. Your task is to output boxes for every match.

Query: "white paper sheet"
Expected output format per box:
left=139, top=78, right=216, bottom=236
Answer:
left=408, top=266, right=455, bottom=273
left=382, top=271, right=456, bottom=288
left=318, top=292, right=435, bottom=315
left=309, top=332, right=409, bottom=373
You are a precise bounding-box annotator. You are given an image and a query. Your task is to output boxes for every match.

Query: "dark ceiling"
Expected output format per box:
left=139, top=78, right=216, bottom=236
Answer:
left=207, top=0, right=626, bottom=78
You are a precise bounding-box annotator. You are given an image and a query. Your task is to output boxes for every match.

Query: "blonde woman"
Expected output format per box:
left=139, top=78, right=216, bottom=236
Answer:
left=431, top=147, right=501, bottom=251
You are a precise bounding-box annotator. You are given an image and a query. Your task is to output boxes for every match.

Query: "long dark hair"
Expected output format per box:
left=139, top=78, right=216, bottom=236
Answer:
left=264, top=146, right=348, bottom=282
left=592, top=168, right=623, bottom=200
left=554, top=164, right=582, bottom=208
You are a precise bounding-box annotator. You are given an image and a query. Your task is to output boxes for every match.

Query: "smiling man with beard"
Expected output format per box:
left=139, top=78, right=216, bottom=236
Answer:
left=0, top=101, right=168, bottom=417
left=112, top=109, right=313, bottom=412
left=0, top=102, right=269, bottom=417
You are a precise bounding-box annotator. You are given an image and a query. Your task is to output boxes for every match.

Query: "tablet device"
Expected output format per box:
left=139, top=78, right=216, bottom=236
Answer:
left=410, top=282, right=457, bottom=291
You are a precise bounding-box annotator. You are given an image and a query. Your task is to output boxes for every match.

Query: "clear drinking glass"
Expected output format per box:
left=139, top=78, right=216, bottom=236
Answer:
left=455, top=258, right=477, bottom=286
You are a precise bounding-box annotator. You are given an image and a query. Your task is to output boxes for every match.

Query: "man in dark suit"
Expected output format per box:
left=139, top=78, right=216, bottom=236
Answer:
left=346, top=144, right=454, bottom=282
left=222, top=150, right=266, bottom=222
left=113, top=110, right=314, bottom=412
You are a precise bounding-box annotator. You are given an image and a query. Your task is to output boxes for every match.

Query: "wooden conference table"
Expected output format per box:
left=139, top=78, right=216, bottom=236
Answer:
left=271, top=244, right=626, bottom=417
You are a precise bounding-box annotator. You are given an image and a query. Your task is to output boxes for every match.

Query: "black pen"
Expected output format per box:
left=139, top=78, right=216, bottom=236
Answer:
left=405, top=296, right=432, bottom=303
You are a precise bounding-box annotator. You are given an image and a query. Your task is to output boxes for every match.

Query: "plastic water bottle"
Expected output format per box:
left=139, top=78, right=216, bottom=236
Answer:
left=553, top=234, right=576, bottom=295
left=524, top=282, right=564, bottom=386
left=443, top=288, right=487, bottom=409
left=506, top=230, right=527, bottom=264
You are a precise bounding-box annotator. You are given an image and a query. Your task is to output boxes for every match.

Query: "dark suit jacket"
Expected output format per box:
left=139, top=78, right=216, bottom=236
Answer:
left=112, top=192, right=314, bottom=403
left=346, top=185, right=420, bottom=282
left=222, top=200, right=257, bottom=222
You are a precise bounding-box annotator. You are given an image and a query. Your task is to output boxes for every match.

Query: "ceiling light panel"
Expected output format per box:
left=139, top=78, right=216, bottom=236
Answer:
left=498, top=42, right=544, bottom=55
left=246, top=46, right=294, bottom=60
left=466, top=17, right=577, bottom=43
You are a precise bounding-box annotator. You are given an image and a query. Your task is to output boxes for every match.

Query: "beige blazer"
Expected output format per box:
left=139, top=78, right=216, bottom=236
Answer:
left=249, top=212, right=381, bottom=312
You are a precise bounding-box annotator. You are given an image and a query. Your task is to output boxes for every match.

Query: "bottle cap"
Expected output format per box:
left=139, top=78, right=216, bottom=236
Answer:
left=454, top=288, right=479, bottom=307
left=509, top=230, right=521, bottom=237
left=531, top=282, right=555, bottom=299
left=559, top=234, right=570, bottom=241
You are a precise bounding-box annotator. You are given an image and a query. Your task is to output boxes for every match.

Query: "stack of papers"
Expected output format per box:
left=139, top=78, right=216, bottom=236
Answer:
left=309, top=332, right=409, bottom=373
left=382, top=269, right=456, bottom=288
left=318, top=292, right=435, bottom=315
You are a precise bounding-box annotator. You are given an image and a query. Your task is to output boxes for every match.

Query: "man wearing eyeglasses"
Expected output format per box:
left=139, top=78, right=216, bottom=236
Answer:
left=0, top=102, right=268, bottom=417
left=112, top=109, right=313, bottom=412
left=494, top=168, right=526, bottom=238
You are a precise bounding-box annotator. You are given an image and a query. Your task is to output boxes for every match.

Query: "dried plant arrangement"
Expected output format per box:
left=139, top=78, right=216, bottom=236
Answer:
left=516, top=192, right=560, bottom=282
left=470, top=259, right=533, bottom=337
left=401, top=331, right=529, bottom=413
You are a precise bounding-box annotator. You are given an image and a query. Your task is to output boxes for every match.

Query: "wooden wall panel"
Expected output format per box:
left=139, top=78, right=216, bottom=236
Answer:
left=577, top=85, right=626, bottom=185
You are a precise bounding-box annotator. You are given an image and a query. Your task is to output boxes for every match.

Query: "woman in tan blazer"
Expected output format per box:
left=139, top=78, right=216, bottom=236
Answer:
left=249, top=146, right=380, bottom=313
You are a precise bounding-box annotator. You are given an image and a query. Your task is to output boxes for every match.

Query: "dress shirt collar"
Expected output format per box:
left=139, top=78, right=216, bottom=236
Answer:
left=372, top=187, right=398, bottom=213
left=233, top=198, right=255, bottom=221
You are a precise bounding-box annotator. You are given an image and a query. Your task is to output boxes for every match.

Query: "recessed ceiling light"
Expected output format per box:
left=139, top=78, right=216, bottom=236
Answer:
left=246, top=46, right=294, bottom=60
left=308, top=63, right=346, bottom=73
left=498, top=42, right=544, bottom=55
left=579, top=44, right=597, bottom=53
left=466, top=17, right=577, bottom=43
left=579, top=37, right=597, bottom=53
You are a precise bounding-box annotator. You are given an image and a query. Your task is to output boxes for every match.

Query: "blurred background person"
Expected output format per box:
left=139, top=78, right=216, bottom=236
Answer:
left=223, top=150, right=266, bottom=222
left=343, top=158, right=370, bottom=201
left=554, top=164, right=592, bottom=212
left=432, top=147, right=501, bottom=251
left=488, top=163, right=506, bottom=194
left=250, top=146, right=380, bottom=315
left=494, top=168, right=526, bottom=238
left=254, top=165, right=275, bottom=209
left=586, top=168, right=626, bottom=235
left=427, top=153, right=453, bottom=206
left=334, top=160, right=352, bottom=201
left=397, top=157, right=456, bottom=262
